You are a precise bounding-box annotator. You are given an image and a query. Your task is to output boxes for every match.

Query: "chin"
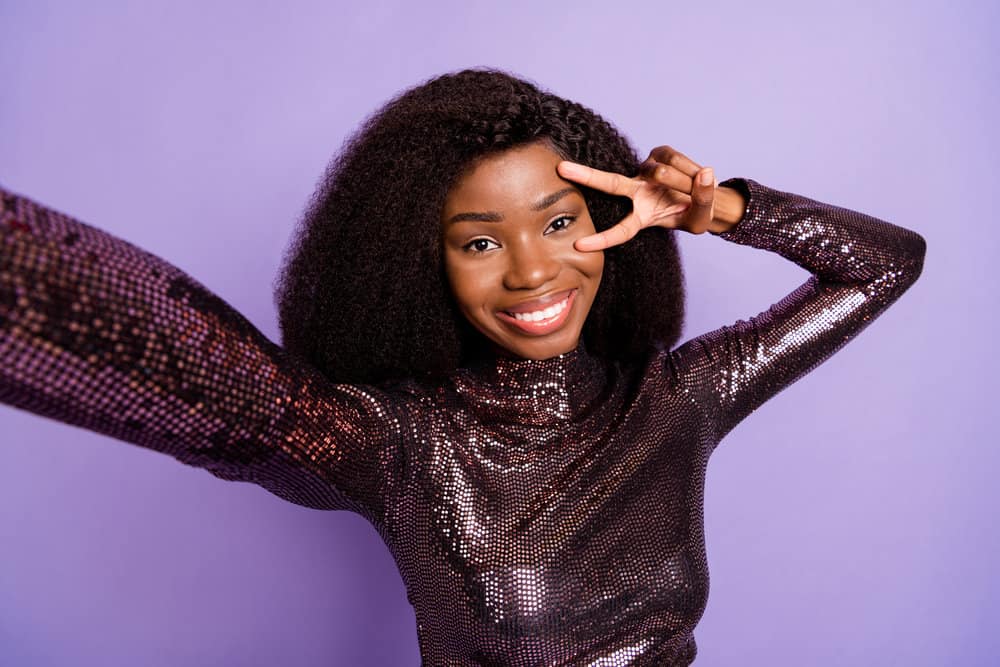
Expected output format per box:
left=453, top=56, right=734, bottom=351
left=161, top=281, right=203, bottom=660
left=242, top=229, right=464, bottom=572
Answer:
left=497, top=331, right=582, bottom=360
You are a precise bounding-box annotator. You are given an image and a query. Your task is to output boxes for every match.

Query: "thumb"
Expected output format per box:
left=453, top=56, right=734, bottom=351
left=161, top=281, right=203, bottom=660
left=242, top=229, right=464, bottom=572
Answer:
left=686, top=168, right=717, bottom=234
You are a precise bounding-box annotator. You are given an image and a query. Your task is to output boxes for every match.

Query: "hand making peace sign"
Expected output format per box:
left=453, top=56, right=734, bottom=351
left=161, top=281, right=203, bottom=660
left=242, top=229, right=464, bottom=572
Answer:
left=557, top=145, right=747, bottom=252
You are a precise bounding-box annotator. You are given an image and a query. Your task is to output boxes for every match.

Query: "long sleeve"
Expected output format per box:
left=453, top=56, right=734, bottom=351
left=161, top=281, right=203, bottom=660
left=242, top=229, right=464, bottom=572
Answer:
left=0, top=188, right=409, bottom=522
left=667, top=178, right=926, bottom=448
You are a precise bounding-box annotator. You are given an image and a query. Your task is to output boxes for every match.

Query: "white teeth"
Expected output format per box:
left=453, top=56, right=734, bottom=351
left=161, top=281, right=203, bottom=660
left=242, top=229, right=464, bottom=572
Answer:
left=511, top=297, right=568, bottom=322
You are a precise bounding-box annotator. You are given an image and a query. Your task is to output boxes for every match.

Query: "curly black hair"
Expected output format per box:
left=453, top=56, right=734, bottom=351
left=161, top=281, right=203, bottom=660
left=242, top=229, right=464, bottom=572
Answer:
left=274, top=69, right=685, bottom=385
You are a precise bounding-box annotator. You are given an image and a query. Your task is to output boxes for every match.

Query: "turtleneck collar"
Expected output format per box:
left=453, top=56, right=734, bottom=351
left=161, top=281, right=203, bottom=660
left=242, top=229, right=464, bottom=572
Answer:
left=450, top=340, right=609, bottom=426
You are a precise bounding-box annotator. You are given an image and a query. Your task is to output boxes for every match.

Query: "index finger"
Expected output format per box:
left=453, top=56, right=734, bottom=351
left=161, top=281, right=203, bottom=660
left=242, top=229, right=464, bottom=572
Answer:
left=557, top=161, right=639, bottom=198
left=574, top=212, right=641, bottom=252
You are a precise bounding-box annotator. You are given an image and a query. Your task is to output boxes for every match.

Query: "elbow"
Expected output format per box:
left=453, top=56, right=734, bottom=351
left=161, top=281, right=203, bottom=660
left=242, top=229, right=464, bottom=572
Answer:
left=903, top=230, right=927, bottom=287
left=865, top=226, right=927, bottom=301
left=884, top=229, right=926, bottom=297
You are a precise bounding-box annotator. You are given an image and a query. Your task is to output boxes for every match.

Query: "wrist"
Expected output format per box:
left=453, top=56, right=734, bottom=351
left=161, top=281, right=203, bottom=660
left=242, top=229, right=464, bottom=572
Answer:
left=708, top=186, right=746, bottom=233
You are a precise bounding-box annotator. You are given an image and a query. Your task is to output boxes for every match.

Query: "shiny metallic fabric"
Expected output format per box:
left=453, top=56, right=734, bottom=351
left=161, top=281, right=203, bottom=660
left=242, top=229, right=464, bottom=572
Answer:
left=0, top=180, right=925, bottom=665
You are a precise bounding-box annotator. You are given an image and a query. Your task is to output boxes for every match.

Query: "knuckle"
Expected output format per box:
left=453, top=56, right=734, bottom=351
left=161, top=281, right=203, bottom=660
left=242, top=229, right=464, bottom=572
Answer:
left=651, top=145, right=673, bottom=161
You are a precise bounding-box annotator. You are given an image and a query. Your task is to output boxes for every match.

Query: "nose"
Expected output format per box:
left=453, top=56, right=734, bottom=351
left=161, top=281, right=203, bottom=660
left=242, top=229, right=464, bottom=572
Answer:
left=502, top=238, right=561, bottom=291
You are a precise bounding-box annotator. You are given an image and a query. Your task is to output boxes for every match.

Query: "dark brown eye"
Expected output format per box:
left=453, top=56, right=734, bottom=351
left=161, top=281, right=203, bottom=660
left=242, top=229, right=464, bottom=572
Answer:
left=546, top=216, right=575, bottom=234
left=463, top=238, right=498, bottom=254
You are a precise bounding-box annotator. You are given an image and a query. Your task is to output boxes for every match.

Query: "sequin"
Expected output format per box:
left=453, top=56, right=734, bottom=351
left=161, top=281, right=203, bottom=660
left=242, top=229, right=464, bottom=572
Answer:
left=0, top=179, right=925, bottom=665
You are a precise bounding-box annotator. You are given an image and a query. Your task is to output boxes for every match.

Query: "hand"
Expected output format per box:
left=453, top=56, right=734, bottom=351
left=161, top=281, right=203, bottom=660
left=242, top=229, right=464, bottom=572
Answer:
left=557, top=145, right=743, bottom=252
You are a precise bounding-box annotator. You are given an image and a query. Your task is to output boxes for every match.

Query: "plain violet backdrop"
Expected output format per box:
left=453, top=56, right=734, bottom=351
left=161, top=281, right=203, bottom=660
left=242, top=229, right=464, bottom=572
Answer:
left=0, top=1, right=995, bottom=665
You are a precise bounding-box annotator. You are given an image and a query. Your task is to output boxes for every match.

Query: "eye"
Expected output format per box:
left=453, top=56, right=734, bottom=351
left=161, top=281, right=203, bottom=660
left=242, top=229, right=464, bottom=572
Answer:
left=462, top=238, right=499, bottom=254
left=545, top=215, right=576, bottom=234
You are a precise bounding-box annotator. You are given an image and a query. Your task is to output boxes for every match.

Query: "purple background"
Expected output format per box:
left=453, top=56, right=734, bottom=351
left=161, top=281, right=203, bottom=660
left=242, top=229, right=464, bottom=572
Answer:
left=1, top=1, right=995, bottom=665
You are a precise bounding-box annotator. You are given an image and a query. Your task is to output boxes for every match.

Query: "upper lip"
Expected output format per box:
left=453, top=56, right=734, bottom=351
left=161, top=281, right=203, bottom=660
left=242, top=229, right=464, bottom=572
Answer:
left=503, top=289, right=574, bottom=314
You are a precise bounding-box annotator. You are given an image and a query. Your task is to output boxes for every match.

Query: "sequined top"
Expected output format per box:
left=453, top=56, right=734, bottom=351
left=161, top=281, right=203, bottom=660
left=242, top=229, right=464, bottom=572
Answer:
left=0, top=180, right=925, bottom=666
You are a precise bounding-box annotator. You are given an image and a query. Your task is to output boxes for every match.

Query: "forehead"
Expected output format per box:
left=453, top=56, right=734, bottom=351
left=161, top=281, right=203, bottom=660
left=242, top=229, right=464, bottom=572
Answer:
left=444, top=142, right=566, bottom=212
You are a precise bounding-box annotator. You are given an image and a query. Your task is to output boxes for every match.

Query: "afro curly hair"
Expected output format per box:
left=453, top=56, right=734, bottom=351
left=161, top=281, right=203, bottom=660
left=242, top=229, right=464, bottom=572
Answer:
left=275, top=69, right=686, bottom=385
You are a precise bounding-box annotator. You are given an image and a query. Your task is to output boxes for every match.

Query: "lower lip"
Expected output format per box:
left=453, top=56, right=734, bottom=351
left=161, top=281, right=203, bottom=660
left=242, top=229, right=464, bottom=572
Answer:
left=497, top=290, right=577, bottom=336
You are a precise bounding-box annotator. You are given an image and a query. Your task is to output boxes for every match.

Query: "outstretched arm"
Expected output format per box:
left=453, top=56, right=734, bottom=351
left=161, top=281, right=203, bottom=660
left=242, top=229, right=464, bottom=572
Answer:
left=0, top=188, right=408, bottom=521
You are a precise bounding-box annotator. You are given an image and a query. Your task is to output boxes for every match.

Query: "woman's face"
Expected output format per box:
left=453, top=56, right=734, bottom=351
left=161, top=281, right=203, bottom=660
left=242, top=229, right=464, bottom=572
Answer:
left=441, top=141, right=604, bottom=360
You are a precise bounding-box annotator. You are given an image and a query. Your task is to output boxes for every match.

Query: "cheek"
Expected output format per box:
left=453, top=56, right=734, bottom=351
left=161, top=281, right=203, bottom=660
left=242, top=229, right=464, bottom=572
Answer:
left=577, top=250, right=604, bottom=283
left=445, top=259, right=491, bottom=315
left=577, top=218, right=604, bottom=278
left=591, top=252, right=605, bottom=279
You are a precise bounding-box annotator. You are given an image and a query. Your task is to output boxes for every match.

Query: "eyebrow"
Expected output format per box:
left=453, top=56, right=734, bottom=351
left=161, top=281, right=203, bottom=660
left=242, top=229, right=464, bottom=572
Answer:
left=447, top=187, right=578, bottom=225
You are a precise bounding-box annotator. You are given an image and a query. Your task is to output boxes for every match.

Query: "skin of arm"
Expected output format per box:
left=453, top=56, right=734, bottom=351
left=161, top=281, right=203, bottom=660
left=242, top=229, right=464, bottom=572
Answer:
left=708, top=185, right=746, bottom=231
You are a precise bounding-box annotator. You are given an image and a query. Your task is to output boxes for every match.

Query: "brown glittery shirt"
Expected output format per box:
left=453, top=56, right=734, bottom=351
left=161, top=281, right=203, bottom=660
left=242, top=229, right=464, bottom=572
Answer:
left=0, top=179, right=925, bottom=666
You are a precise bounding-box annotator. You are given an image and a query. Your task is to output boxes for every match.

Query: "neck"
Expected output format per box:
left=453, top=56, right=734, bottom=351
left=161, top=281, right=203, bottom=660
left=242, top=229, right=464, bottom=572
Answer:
left=452, top=339, right=608, bottom=426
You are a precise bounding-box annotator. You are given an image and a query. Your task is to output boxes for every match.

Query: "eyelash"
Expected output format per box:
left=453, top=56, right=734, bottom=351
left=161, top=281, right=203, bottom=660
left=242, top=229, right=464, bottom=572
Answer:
left=461, top=216, right=577, bottom=255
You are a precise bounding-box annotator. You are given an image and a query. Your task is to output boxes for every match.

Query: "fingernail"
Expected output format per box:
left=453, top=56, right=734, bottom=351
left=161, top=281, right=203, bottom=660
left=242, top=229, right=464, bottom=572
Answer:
left=699, top=169, right=714, bottom=186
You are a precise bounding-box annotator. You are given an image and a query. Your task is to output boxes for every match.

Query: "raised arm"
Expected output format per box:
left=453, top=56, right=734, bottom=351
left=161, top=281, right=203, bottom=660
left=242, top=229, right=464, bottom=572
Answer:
left=557, top=146, right=925, bottom=450
left=0, top=188, right=409, bottom=521
left=668, top=178, right=926, bottom=446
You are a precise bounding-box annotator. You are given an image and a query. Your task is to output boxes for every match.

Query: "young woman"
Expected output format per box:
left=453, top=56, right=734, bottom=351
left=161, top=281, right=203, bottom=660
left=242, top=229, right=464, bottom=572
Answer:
left=0, top=69, right=925, bottom=666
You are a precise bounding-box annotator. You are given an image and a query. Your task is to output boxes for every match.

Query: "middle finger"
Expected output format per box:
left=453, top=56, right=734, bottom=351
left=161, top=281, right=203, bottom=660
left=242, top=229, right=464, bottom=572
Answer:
left=557, top=161, right=639, bottom=198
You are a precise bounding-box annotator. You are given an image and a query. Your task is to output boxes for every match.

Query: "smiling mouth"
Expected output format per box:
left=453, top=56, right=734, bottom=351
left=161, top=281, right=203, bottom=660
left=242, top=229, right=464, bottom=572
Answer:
left=496, top=289, right=577, bottom=336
